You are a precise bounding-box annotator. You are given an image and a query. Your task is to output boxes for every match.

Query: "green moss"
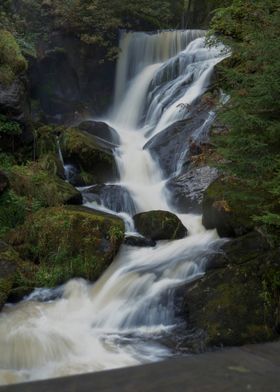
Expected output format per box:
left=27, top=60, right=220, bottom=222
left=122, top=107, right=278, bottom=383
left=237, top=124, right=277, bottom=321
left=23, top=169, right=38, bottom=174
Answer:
left=7, top=162, right=81, bottom=207
left=0, top=30, right=27, bottom=86
left=202, top=176, right=262, bottom=237
left=8, top=206, right=125, bottom=287
left=62, top=128, right=116, bottom=182
left=0, top=243, right=21, bottom=309
left=134, top=210, right=187, bottom=240
left=185, top=247, right=280, bottom=346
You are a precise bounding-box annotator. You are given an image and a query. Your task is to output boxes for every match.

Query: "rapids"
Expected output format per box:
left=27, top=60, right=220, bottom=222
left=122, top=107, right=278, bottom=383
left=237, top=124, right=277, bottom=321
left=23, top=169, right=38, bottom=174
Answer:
left=0, top=30, right=227, bottom=385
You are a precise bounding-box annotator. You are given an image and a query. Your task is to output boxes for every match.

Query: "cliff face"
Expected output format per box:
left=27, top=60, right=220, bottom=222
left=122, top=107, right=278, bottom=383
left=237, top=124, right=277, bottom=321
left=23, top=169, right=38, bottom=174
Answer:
left=29, top=33, right=116, bottom=124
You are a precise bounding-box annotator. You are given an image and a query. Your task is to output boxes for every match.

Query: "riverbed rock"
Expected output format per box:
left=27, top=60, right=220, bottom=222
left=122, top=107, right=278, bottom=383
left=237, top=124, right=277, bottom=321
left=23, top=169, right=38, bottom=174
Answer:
left=7, top=163, right=82, bottom=206
left=184, top=231, right=280, bottom=347
left=167, top=166, right=219, bottom=213
left=144, top=104, right=213, bottom=178
left=8, top=206, right=125, bottom=288
left=0, top=172, right=9, bottom=196
left=202, top=177, right=255, bottom=237
left=79, top=121, right=120, bottom=146
left=124, top=236, right=157, bottom=248
left=83, top=184, right=136, bottom=216
left=62, top=128, right=119, bottom=184
left=133, top=210, right=188, bottom=241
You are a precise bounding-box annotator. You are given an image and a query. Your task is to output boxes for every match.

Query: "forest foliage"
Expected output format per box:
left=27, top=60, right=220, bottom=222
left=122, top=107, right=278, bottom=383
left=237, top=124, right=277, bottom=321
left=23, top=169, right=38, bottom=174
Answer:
left=0, top=0, right=184, bottom=59
left=210, top=0, right=280, bottom=238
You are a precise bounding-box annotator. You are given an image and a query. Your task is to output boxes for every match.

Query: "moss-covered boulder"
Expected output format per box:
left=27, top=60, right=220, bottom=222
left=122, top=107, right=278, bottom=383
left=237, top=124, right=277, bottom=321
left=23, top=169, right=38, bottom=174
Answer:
left=62, top=128, right=119, bottom=184
left=202, top=177, right=257, bottom=237
left=0, top=241, right=21, bottom=310
left=0, top=30, right=27, bottom=87
left=133, top=210, right=188, bottom=241
left=7, top=163, right=82, bottom=207
left=184, top=231, right=280, bottom=347
left=8, top=206, right=125, bottom=288
left=78, top=120, right=120, bottom=146
left=0, top=30, right=30, bottom=128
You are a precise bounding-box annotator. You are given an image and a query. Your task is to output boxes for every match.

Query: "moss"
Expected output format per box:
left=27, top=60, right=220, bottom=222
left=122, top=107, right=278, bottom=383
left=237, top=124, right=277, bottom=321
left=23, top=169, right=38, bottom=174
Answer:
left=0, top=243, right=21, bottom=309
left=0, top=30, right=27, bottom=86
left=185, top=247, right=280, bottom=347
left=62, top=128, right=117, bottom=183
left=202, top=176, right=261, bottom=237
left=7, top=162, right=81, bottom=207
left=134, top=210, right=187, bottom=240
left=35, top=125, right=59, bottom=157
left=8, top=206, right=125, bottom=287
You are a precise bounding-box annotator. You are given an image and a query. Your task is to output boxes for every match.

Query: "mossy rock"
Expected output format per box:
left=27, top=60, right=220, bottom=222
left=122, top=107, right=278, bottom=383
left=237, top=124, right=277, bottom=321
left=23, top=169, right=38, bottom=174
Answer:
left=38, top=153, right=65, bottom=179
left=0, top=241, right=21, bottom=310
left=184, top=233, right=280, bottom=347
left=7, top=162, right=82, bottom=207
left=8, top=206, right=125, bottom=288
left=133, top=210, right=188, bottom=241
left=62, top=128, right=119, bottom=184
left=202, top=176, right=257, bottom=237
left=0, top=30, right=27, bottom=86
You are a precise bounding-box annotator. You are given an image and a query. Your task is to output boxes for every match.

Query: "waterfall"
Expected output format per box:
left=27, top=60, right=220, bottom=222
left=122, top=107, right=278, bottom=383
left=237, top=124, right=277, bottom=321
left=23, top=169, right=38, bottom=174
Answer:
left=0, top=30, right=227, bottom=385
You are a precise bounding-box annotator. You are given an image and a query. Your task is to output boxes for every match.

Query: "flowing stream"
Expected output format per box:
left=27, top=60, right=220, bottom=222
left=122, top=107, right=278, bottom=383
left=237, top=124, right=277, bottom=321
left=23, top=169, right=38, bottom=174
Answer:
left=0, top=30, right=227, bottom=385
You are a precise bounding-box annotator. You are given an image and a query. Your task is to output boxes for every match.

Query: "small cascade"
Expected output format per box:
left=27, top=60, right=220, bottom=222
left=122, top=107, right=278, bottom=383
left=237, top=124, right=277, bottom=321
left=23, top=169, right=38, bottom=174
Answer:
left=0, top=30, right=227, bottom=385
left=56, top=137, right=78, bottom=183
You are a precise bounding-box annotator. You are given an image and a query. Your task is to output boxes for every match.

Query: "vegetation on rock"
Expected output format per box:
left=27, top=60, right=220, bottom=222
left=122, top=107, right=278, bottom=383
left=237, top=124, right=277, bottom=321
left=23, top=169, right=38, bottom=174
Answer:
left=134, top=210, right=188, bottom=241
left=7, top=206, right=124, bottom=287
left=0, top=30, right=27, bottom=86
left=184, top=231, right=280, bottom=346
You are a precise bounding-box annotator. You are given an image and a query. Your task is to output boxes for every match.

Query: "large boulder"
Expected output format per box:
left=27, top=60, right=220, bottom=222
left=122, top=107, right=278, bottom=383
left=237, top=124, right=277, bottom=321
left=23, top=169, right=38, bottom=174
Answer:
left=202, top=177, right=256, bottom=237
left=0, top=171, right=9, bottom=196
left=7, top=163, right=82, bottom=207
left=144, top=102, right=213, bottom=178
left=184, top=231, right=280, bottom=347
left=167, top=166, right=219, bottom=213
left=78, top=121, right=120, bottom=146
left=83, top=184, right=136, bottom=216
left=133, top=210, right=187, bottom=241
left=62, top=128, right=119, bottom=184
left=8, top=206, right=125, bottom=288
left=0, top=241, right=22, bottom=310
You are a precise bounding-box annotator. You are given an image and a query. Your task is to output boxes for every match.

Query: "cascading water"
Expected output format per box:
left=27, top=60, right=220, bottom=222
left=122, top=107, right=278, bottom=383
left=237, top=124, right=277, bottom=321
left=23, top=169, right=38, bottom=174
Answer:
left=0, top=31, right=227, bottom=385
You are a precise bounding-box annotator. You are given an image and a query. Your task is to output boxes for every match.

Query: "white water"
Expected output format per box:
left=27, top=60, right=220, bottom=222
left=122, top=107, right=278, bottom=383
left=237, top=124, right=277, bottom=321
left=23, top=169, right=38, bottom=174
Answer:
left=0, top=31, right=226, bottom=385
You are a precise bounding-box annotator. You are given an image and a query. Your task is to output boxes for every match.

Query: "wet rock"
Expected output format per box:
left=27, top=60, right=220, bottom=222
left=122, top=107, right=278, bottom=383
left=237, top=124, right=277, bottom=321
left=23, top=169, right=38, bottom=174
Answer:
left=202, top=177, right=255, bottom=237
left=0, top=78, right=29, bottom=121
left=124, top=236, right=156, bottom=248
left=144, top=106, right=213, bottom=178
left=62, top=128, right=119, bottom=184
left=79, top=121, right=120, bottom=146
left=8, top=206, right=125, bottom=288
left=83, top=184, right=136, bottom=216
left=205, top=231, right=270, bottom=271
left=184, top=231, right=280, bottom=347
left=0, top=171, right=9, bottom=196
left=167, top=166, right=219, bottom=213
left=133, top=210, right=188, bottom=241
